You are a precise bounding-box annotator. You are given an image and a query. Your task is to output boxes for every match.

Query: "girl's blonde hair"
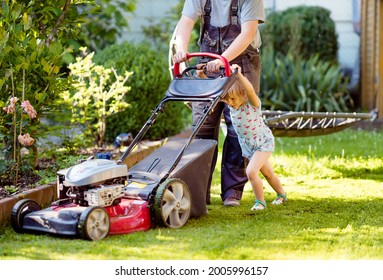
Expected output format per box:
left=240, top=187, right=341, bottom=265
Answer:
left=224, top=78, right=248, bottom=102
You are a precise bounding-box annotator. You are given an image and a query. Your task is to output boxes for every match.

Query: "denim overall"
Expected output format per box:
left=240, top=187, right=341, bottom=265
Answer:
left=193, top=0, right=261, bottom=202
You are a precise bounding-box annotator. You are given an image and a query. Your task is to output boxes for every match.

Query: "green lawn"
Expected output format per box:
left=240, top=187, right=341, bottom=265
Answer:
left=0, top=128, right=382, bottom=260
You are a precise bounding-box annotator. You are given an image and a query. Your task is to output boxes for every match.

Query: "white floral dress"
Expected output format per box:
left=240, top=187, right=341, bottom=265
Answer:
left=229, top=102, right=275, bottom=159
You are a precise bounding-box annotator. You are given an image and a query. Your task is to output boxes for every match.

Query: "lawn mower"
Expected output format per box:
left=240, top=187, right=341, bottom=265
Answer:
left=11, top=52, right=237, bottom=241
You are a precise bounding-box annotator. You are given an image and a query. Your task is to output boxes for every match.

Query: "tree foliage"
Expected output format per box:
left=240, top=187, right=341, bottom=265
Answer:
left=65, top=0, right=137, bottom=63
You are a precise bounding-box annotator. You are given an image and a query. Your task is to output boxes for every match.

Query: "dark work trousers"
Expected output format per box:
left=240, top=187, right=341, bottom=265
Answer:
left=193, top=0, right=261, bottom=203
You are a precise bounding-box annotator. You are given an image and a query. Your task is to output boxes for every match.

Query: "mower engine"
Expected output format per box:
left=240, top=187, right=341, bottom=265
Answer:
left=57, top=158, right=128, bottom=207
left=84, top=184, right=124, bottom=206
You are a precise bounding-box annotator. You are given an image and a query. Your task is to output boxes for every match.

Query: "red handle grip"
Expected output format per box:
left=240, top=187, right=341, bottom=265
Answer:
left=173, top=52, right=232, bottom=77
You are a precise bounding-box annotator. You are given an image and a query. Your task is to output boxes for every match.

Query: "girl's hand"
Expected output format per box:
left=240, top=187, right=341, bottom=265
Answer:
left=196, top=63, right=207, bottom=78
left=230, top=64, right=242, bottom=74
left=196, top=63, right=206, bottom=70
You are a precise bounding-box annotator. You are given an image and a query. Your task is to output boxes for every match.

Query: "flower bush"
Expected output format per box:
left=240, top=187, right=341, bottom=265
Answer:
left=3, top=98, right=37, bottom=147
left=1, top=78, right=38, bottom=186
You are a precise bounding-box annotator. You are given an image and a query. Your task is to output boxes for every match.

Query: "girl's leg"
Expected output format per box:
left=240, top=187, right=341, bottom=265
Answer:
left=260, top=160, right=286, bottom=203
left=246, top=151, right=272, bottom=208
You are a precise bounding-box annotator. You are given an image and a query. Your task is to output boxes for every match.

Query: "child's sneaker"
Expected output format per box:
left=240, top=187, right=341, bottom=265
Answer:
left=271, top=193, right=287, bottom=205
left=251, top=200, right=266, bottom=210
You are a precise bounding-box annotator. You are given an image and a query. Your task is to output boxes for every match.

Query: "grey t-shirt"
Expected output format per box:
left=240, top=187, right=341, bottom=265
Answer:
left=182, top=0, right=265, bottom=48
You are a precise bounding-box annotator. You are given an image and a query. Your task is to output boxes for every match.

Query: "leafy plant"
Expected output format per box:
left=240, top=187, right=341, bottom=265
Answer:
left=4, top=185, right=18, bottom=195
left=260, top=47, right=353, bottom=112
left=63, top=48, right=132, bottom=147
left=35, top=153, right=81, bottom=185
left=0, top=159, right=15, bottom=187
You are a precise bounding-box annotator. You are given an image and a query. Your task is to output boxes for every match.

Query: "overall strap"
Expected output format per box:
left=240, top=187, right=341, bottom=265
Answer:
left=231, top=0, right=239, bottom=25
left=203, top=0, right=211, bottom=25
left=204, top=0, right=211, bottom=15
left=200, top=0, right=212, bottom=44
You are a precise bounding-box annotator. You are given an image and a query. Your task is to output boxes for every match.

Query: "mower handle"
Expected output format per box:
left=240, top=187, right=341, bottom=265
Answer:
left=173, top=52, right=232, bottom=77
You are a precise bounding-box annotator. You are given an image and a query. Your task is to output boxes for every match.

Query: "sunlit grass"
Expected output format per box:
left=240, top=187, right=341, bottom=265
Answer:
left=0, top=128, right=382, bottom=260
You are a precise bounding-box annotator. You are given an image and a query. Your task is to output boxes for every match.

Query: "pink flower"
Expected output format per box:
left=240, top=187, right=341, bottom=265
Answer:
left=2, top=97, right=19, bottom=114
left=21, top=100, right=37, bottom=119
left=18, top=133, right=35, bottom=146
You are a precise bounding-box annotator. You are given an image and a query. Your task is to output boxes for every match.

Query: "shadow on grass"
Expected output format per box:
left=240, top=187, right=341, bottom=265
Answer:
left=329, top=164, right=383, bottom=181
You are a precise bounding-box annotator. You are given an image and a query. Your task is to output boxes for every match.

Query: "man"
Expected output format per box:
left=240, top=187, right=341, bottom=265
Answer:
left=173, top=0, right=265, bottom=206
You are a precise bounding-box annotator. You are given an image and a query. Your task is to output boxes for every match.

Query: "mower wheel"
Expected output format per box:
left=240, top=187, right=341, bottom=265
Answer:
left=78, top=206, right=110, bottom=241
left=154, top=178, right=191, bottom=228
left=11, top=199, right=41, bottom=233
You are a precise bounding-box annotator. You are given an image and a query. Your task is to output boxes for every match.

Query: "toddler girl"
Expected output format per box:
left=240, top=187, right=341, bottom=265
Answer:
left=223, top=64, right=286, bottom=210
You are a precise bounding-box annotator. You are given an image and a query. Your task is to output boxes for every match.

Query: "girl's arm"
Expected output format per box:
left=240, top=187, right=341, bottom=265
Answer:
left=235, top=68, right=261, bottom=108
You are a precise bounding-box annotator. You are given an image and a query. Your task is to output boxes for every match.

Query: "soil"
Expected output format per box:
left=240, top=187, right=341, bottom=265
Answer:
left=0, top=175, right=41, bottom=200
left=0, top=157, right=52, bottom=200
left=0, top=147, right=119, bottom=201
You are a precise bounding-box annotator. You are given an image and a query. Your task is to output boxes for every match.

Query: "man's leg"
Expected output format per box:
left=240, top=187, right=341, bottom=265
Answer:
left=220, top=105, right=248, bottom=204
left=192, top=101, right=224, bottom=204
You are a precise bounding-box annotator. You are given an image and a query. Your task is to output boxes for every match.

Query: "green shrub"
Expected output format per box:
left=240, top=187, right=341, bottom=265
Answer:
left=261, top=5, right=338, bottom=63
left=260, top=48, right=353, bottom=112
left=93, top=42, right=190, bottom=142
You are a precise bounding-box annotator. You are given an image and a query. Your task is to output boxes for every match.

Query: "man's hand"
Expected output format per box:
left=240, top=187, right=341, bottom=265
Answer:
left=206, top=58, right=224, bottom=73
left=173, top=50, right=189, bottom=64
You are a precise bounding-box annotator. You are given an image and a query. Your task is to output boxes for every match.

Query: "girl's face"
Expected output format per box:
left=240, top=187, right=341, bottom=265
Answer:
left=224, top=78, right=247, bottom=109
left=224, top=94, right=245, bottom=110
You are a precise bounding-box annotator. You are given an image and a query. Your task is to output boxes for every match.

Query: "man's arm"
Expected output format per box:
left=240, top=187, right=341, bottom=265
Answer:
left=205, top=20, right=259, bottom=73
left=222, top=20, right=259, bottom=61
left=173, top=15, right=195, bottom=63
